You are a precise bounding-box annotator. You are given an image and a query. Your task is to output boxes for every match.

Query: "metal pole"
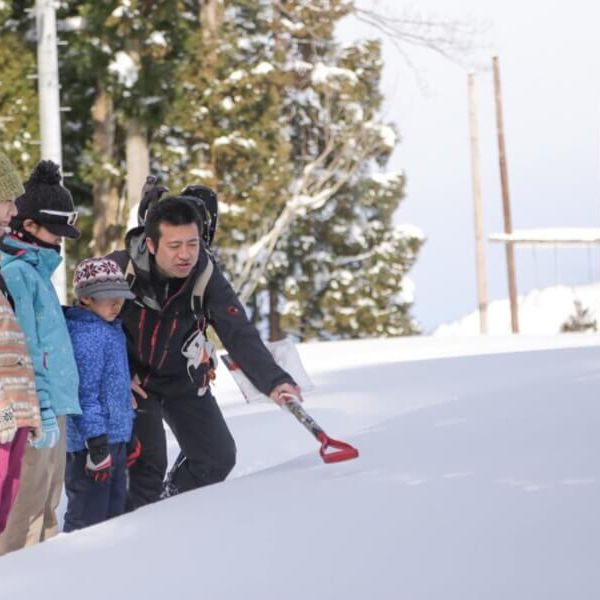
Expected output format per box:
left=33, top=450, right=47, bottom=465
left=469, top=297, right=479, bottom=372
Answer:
left=36, top=0, right=67, bottom=303
left=492, top=56, right=519, bottom=333
left=467, top=73, right=488, bottom=334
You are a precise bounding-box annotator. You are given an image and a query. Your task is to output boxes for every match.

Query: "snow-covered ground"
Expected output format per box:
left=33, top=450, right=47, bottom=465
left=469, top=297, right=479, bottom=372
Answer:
left=0, top=334, right=599, bottom=599
left=435, top=283, right=600, bottom=335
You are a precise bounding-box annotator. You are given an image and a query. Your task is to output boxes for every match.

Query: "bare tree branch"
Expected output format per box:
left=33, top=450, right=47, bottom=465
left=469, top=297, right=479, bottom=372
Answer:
left=353, top=6, right=488, bottom=67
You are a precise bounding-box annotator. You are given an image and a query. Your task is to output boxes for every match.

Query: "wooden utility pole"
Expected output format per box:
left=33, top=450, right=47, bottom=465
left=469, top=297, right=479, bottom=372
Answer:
left=492, top=56, right=519, bottom=333
left=36, top=0, right=66, bottom=302
left=467, top=73, right=488, bottom=334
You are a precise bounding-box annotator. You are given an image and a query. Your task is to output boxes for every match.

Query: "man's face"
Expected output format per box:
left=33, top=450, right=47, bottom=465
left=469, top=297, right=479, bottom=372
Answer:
left=147, top=222, right=200, bottom=279
left=0, top=199, right=17, bottom=231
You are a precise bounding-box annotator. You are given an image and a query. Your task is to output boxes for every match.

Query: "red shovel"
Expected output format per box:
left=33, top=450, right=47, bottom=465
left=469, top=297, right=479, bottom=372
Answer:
left=280, top=393, right=359, bottom=464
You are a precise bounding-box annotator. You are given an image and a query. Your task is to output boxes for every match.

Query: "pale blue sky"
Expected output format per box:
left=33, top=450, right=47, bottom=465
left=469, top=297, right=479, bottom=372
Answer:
left=341, top=0, right=600, bottom=332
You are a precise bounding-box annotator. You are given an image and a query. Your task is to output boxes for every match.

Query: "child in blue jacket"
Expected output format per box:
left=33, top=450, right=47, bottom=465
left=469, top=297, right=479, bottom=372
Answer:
left=64, top=257, right=139, bottom=532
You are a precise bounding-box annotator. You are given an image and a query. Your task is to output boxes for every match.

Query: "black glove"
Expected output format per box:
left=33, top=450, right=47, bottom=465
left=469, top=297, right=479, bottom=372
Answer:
left=85, top=435, right=112, bottom=482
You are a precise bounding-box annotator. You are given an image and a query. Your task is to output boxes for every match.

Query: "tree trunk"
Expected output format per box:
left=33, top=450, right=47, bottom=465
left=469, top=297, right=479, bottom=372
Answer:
left=268, top=280, right=284, bottom=341
left=200, top=0, right=224, bottom=49
left=199, top=0, right=224, bottom=182
left=91, top=86, right=121, bottom=254
left=125, top=118, right=149, bottom=230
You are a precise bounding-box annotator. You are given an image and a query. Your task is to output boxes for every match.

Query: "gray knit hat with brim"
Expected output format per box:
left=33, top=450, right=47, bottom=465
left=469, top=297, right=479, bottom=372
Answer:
left=0, top=152, right=24, bottom=202
left=73, top=257, right=135, bottom=300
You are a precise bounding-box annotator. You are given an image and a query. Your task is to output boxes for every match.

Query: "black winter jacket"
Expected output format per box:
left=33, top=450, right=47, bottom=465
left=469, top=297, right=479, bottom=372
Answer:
left=108, top=227, right=294, bottom=397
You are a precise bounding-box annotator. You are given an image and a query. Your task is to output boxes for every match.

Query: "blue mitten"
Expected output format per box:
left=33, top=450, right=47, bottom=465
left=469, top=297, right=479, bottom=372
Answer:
left=31, top=407, right=59, bottom=449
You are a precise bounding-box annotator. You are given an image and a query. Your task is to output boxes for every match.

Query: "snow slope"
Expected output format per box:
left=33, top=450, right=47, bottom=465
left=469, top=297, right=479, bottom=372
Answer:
left=0, top=335, right=599, bottom=599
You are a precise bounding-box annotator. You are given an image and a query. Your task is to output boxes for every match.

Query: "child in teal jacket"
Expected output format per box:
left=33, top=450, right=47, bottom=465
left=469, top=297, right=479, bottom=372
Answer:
left=1, top=238, right=81, bottom=444
left=0, top=160, right=81, bottom=555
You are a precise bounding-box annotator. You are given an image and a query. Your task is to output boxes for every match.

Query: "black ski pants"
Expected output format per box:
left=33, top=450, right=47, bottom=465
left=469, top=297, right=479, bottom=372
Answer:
left=126, top=387, right=236, bottom=511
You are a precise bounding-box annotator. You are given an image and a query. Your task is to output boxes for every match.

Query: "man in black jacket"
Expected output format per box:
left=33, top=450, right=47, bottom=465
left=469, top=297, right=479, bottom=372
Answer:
left=109, top=196, right=300, bottom=509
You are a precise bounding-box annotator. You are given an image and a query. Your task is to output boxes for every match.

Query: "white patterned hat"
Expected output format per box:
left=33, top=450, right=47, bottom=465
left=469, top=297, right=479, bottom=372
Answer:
left=73, top=257, right=135, bottom=300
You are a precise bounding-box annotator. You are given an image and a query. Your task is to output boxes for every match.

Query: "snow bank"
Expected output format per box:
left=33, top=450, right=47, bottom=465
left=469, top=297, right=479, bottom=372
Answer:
left=435, top=283, right=600, bottom=336
left=1, top=335, right=599, bottom=599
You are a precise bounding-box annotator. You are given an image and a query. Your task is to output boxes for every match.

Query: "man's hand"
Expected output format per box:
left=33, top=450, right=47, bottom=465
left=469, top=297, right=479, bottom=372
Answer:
left=270, top=382, right=303, bottom=407
left=131, top=374, right=148, bottom=400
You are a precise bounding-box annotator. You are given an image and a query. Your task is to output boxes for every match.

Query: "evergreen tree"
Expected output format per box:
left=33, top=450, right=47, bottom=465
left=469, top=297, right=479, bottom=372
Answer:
left=560, top=301, right=597, bottom=333
left=262, top=1, right=423, bottom=340
left=158, top=0, right=422, bottom=339
left=0, top=0, right=424, bottom=338
left=154, top=0, right=292, bottom=276
left=0, top=3, right=40, bottom=173
left=57, top=0, right=195, bottom=254
left=280, top=175, right=422, bottom=339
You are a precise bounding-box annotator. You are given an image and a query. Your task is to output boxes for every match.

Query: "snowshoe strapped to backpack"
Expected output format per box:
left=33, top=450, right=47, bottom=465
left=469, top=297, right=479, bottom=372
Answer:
left=138, top=177, right=219, bottom=249
left=181, top=184, right=218, bottom=248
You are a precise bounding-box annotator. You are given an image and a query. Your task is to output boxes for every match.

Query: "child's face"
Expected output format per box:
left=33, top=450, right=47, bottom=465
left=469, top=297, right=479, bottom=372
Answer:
left=81, top=297, right=125, bottom=322
left=0, top=200, right=17, bottom=231
left=23, top=220, right=62, bottom=246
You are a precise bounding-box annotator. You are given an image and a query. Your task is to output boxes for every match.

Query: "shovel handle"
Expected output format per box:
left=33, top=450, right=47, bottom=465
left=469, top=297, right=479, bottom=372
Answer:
left=281, top=394, right=325, bottom=440
left=317, top=432, right=360, bottom=463
left=280, top=394, right=359, bottom=464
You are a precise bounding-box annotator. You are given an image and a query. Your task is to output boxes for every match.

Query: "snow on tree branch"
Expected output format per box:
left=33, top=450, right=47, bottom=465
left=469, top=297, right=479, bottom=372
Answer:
left=234, top=116, right=397, bottom=302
